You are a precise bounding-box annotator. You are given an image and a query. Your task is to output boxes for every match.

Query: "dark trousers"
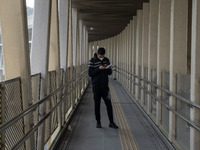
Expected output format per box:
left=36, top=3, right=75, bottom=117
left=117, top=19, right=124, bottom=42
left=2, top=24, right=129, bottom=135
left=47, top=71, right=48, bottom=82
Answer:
left=93, top=85, right=114, bottom=123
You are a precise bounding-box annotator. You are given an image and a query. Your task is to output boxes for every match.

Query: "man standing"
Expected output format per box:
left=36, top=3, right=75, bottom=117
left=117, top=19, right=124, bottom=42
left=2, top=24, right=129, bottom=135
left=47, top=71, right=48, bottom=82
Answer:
left=88, top=47, right=118, bottom=129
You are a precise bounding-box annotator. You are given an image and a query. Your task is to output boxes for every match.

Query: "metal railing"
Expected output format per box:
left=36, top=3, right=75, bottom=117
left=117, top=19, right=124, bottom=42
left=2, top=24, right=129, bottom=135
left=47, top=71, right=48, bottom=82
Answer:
left=113, top=66, right=200, bottom=149
left=0, top=66, right=89, bottom=150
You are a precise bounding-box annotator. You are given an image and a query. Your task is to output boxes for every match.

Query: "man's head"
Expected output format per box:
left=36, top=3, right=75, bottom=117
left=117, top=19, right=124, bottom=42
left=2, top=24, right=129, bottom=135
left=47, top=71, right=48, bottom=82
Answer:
left=97, top=47, right=105, bottom=58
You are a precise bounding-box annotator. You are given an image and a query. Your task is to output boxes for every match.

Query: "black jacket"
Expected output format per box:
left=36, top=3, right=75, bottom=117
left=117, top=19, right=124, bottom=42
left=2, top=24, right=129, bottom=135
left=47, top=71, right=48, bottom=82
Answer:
left=88, top=53, right=112, bottom=87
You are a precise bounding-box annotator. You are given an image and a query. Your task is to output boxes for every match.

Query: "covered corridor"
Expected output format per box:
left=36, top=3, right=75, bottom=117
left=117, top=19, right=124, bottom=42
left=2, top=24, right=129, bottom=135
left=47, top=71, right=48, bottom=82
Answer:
left=0, top=0, right=200, bottom=150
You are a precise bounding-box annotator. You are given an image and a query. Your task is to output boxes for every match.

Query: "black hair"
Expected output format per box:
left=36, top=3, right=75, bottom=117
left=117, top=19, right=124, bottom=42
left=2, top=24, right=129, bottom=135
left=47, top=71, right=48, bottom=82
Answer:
left=97, top=47, right=106, bottom=55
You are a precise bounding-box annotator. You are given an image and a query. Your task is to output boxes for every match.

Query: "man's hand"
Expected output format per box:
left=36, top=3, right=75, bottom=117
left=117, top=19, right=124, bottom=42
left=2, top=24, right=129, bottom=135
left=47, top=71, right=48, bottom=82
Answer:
left=105, top=64, right=111, bottom=69
left=99, top=65, right=106, bottom=70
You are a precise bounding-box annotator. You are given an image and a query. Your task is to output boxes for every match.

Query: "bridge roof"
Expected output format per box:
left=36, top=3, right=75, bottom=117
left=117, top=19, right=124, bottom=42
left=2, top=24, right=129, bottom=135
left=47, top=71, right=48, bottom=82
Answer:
left=72, top=0, right=149, bottom=42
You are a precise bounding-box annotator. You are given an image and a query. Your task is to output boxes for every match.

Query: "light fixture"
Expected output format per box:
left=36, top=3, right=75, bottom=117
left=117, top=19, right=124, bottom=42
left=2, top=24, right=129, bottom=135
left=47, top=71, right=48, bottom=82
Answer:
left=90, top=27, right=94, bottom=31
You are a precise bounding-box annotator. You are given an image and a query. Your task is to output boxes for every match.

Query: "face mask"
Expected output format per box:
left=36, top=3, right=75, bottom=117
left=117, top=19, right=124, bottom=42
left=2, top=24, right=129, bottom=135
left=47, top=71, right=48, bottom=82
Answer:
left=98, top=57, right=104, bottom=61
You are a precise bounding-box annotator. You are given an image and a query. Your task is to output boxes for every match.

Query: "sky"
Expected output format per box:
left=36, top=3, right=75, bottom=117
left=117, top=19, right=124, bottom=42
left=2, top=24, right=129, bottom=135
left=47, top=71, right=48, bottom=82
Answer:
left=26, top=0, right=34, bottom=8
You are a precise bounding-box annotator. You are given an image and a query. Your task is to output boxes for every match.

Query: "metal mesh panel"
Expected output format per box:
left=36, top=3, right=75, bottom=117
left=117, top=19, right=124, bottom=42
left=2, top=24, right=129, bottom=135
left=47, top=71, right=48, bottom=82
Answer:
left=151, top=69, right=157, bottom=118
left=45, top=71, right=58, bottom=142
left=176, top=73, right=190, bottom=150
left=31, top=74, right=41, bottom=149
left=0, top=82, right=4, bottom=149
left=69, top=67, right=73, bottom=109
left=49, top=71, right=58, bottom=135
left=161, top=70, right=169, bottom=133
left=60, top=69, right=64, bottom=87
left=132, top=65, right=135, bottom=96
left=144, top=67, right=148, bottom=108
left=45, top=73, right=51, bottom=142
left=65, top=67, right=71, bottom=114
left=64, top=68, right=70, bottom=114
left=72, top=67, right=76, bottom=105
left=3, top=78, right=25, bottom=150
left=138, top=65, right=141, bottom=100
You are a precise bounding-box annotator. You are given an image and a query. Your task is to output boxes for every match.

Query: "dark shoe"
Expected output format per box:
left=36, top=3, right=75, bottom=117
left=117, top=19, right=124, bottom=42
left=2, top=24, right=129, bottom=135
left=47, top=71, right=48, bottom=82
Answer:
left=109, top=122, right=118, bottom=129
left=96, top=122, right=102, bottom=128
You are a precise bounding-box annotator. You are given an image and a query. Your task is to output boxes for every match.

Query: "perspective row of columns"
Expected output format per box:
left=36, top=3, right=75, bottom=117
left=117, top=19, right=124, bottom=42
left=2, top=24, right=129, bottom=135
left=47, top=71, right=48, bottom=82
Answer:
left=0, top=0, right=89, bottom=149
left=89, top=0, right=200, bottom=150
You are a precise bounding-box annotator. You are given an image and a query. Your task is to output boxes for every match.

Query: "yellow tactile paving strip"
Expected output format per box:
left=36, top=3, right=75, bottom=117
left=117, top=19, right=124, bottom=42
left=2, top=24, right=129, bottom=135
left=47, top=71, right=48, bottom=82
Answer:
left=109, top=83, right=139, bottom=150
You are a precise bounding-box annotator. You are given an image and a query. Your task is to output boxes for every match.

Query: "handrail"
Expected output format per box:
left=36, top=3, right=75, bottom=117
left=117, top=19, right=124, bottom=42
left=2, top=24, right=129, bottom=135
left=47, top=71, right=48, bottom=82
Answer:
left=114, top=67, right=200, bottom=132
left=0, top=68, right=88, bottom=149
left=12, top=84, right=81, bottom=150
left=115, top=67, right=200, bottom=109
left=0, top=69, right=88, bottom=134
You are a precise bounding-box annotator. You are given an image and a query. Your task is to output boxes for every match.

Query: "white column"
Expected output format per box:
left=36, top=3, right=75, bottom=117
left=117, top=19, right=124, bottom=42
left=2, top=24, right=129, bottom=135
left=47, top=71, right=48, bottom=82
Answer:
left=135, top=10, right=143, bottom=102
left=147, top=0, right=159, bottom=115
left=128, top=23, right=132, bottom=92
left=113, top=36, right=117, bottom=79
left=0, top=0, right=34, bottom=149
left=72, top=8, right=78, bottom=67
left=116, top=35, right=119, bottom=80
left=49, top=0, right=62, bottom=142
left=59, top=0, right=69, bottom=125
left=156, top=0, right=170, bottom=126
left=132, top=16, right=137, bottom=97
left=141, top=3, right=150, bottom=107
left=59, top=0, right=69, bottom=71
left=31, top=0, right=52, bottom=149
left=79, top=20, right=83, bottom=67
left=49, top=0, right=61, bottom=80
left=169, top=0, right=188, bottom=142
left=67, top=0, right=73, bottom=111
left=190, top=0, right=200, bottom=149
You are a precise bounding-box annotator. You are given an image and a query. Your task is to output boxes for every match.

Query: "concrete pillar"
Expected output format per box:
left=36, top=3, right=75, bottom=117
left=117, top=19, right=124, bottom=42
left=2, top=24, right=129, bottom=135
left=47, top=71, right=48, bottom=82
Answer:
left=59, top=0, right=69, bottom=125
left=59, top=0, right=69, bottom=71
left=169, top=0, right=188, bottom=142
left=67, top=0, right=73, bottom=67
left=156, top=0, right=170, bottom=126
left=141, top=3, right=150, bottom=107
left=190, top=0, right=200, bottom=149
left=49, top=0, right=61, bottom=81
left=48, top=0, right=62, bottom=145
left=71, top=8, right=77, bottom=103
left=79, top=20, right=83, bottom=93
left=67, top=0, right=73, bottom=110
left=0, top=0, right=34, bottom=149
left=113, top=36, right=117, bottom=79
left=120, top=33, right=123, bottom=82
left=132, top=16, right=137, bottom=97
left=135, top=10, right=143, bottom=102
left=129, top=22, right=133, bottom=92
left=31, top=0, right=52, bottom=149
left=147, top=0, right=159, bottom=115
left=127, top=24, right=131, bottom=90
left=124, top=27, right=127, bottom=88
left=49, top=0, right=60, bottom=72
left=72, top=8, right=78, bottom=67
left=85, top=29, right=89, bottom=84
left=79, top=20, right=83, bottom=67
left=116, top=35, right=119, bottom=80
